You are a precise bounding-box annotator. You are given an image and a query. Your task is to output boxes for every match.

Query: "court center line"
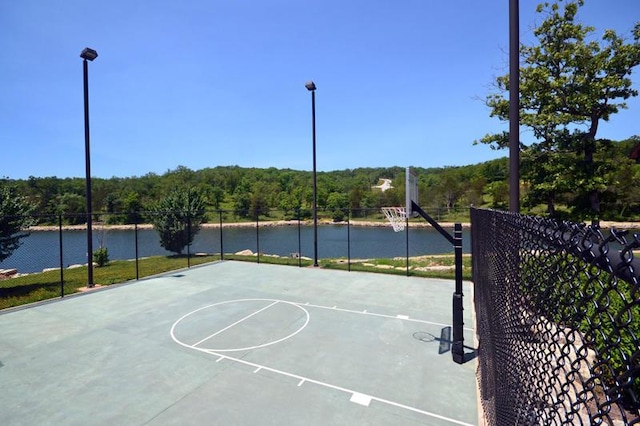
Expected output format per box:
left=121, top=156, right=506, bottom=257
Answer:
left=192, top=300, right=279, bottom=347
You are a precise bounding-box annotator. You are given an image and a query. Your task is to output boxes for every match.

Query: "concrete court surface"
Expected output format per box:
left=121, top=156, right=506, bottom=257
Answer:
left=0, top=261, right=479, bottom=426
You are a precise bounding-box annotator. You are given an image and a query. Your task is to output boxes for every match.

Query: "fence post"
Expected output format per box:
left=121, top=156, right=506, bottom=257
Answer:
left=58, top=214, right=64, bottom=297
left=347, top=209, right=351, bottom=272
left=452, top=222, right=465, bottom=364
left=405, top=213, right=410, bottom=276
left=297, top=209, right=302, bottom=267
left=134, top=222, right=139, bottom=280
left=256, top=213, right=260, bottom=264
left=186, top=212, right=191, bottom=269
left=219, top=210, right=224, bottom=260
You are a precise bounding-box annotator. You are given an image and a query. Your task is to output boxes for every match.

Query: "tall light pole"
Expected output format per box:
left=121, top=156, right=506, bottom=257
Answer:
left=81, top=47, right=98, bottom=287
left=305, top=81, right=318, bottom=267
left=509, top=0, right=520, bottom=213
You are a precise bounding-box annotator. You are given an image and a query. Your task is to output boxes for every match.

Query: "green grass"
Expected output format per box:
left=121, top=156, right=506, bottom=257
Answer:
left=0, top=253, right=467, bottom=311
left=320, top=254, right=472, bottom=280
left=224, top=254, right=314, bottom=267
left=0, top=254, right=220, bottom=310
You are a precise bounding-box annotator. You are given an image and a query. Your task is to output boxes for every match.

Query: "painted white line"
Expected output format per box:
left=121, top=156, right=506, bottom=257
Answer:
left=350, top=393, right=372, bottom=407
left=298, top=301, right=475, bottom=331
left=199, top=351, right=474, bottom=426
left=193, top=300, right=279, bottom=347
left=396, top=314, right=409, bottom=320
left=170, top=299, right=476, bottom=426
left=171, top=299, right=311, bottom=353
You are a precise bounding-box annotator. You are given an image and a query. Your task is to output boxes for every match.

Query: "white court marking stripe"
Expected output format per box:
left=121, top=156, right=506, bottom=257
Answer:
left=350, top=393, right=372, bottom=407
left=298, top=302, right=474, bottom=331
left=169, top=299, right=476, bottom=426
left=397, top=314, right=409, bottom=320
left=192, top=300, right=279, bottom=347
left=197, top=350, right=475, bottom=426
left=171, top=299, right=311, bottom=353
left=254, top=367, right=261, bottom=373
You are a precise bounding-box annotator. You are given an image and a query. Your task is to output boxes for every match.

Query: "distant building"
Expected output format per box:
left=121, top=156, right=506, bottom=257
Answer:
left=372, top=179, right=393, bottom=192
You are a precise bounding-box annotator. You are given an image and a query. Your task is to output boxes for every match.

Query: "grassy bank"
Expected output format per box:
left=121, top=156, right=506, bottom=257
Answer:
left=0, top=253, right=469, bottom=310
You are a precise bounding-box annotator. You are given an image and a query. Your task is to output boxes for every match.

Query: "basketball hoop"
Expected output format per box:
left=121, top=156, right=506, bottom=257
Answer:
left=381, top=207, right=407, bottom=232
left=380, top=167, right=418, bottom=233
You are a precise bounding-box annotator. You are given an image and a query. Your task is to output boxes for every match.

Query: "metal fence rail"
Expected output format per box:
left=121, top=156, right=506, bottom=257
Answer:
left=471, top=208, right=640, bottom=425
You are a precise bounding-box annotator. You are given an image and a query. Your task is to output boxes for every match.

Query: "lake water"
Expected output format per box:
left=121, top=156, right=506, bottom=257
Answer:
left=1, top=225, right=471, bottom=274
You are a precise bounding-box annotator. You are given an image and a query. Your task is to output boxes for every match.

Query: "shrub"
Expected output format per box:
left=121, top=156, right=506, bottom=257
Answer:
left=93, top=247, right=109, bottom=267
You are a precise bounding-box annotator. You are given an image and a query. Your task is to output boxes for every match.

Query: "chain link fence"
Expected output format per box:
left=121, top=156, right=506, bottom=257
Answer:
left=471, top=207, right=640, bottom=425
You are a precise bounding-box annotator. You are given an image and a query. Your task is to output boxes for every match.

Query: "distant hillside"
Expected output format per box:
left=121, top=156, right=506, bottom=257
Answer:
left=7, top=135, right=640, bottom=223
left=7, top=159, right=509, bottom=223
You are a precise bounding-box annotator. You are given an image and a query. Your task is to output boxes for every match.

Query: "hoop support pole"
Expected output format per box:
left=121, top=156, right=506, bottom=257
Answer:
left=411, top=202, right=465, bottom=364
left=452, top=223, right=465, bottom=364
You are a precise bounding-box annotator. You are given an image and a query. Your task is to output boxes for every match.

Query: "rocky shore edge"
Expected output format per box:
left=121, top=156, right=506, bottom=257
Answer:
left=27, top=219, right=640, bottom=232
left=28, top=220, right=475, bottom=232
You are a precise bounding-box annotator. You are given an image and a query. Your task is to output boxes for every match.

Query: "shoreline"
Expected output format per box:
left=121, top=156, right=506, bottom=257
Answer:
left=28, top=220, right=473, bottom=232
left=27, top=220, right=639, bottom=232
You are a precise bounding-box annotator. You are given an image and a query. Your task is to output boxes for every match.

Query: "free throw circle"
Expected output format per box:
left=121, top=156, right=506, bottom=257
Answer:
left=171, top=299, right=310, bottom=352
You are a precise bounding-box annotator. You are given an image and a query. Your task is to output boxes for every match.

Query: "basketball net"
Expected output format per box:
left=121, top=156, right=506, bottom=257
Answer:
left=381, top=207, right=407, bottom=232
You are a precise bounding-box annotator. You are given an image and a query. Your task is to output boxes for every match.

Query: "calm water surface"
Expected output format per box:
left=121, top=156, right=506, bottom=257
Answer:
left=2, top=225, right=471, bottom=273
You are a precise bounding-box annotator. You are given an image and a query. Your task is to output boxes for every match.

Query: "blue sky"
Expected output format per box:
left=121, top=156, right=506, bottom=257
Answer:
left=2, top=1, right=639, bottom=179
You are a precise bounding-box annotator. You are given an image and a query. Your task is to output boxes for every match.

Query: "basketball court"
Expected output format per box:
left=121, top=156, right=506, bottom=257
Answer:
left=0, top=261, right=478, bottom=425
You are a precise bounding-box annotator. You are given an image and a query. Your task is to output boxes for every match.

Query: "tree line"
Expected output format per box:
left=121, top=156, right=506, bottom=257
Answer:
left=3, top=161, right=508, bottom=225
left=3, top=134, right=640, bottom=228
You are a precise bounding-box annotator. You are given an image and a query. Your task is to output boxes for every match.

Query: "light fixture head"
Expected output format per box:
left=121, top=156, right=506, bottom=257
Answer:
left=80, top=47, right=98, bottom=61
left=305, top=81, right=316, bottom=91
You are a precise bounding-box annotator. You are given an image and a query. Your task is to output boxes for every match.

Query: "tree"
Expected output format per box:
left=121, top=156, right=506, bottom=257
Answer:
left=479, top=0, right=640, bottom=220
left=326, top=192, right=349, bottom=222
left=249, top=190, right=269, bottom=220
left=487, top=181, right=510, bottom=209
left=234, top=192, right=251, bottom=218
left=208, top=186, right=225, bottom=210
left=606, top=157, right=640, bottom=219
left=149, top=188, right=206, bottom=255
left=49, top=193, right=86, bottom=225
left=0, top=180, right=36, bottom=263
left=248, top=181, right=277, bottom=220
left=432, top=168, right=466, bottom=213
left=122, top=192, right=143, bottom=224
left=464, top=175, right=487, bottom=206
